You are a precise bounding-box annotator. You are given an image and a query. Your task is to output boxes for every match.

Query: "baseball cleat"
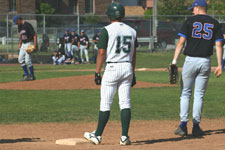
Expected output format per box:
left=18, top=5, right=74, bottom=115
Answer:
left=120, top=136, right=131, bottom=146
left=22, top=75, right=32, bottom=81
left=174, top=126, right=188, bottom=137
left=22, top=75, right=36, bottom=81
left=29, top=75, right=36, bottom=81
left=84, top=131, right=101, bottom=145
left=192, top=126, right=204, bottom=137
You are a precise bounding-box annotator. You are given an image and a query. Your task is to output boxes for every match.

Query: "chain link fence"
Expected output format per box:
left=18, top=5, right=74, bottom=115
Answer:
left=0, top=14, right=225, bottom=63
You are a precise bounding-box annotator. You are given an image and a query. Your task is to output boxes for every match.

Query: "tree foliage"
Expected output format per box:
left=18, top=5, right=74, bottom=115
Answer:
left=144, top=0, right=225, bottom=16
left=157, top=0, right=192, bottom=15
left=207, top=0, right=225, bottom=15
left=36, top=2, right=55, bottom=14
left=83, top=15, right=102, bottom=24
left=144, top=8, right=153, bottom=19
left=35, top=2, right=56, bottom=27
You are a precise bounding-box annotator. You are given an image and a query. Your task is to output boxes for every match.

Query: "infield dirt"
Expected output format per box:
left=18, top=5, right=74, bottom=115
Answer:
left=0, top=120, right=225, bottom=150
left=0, top=72, right=224, bottom=149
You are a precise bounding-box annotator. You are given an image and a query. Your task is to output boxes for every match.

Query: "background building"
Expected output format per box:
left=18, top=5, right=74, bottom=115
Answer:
left=0, top=0, right=152, bottom=16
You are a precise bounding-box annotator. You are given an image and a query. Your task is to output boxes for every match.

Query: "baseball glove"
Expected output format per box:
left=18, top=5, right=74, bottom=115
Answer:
left=168, top=64, right=179, bottom=84
left=95, top=72, right=101, bottom=85
left=26, top=45, right=35, bottom=53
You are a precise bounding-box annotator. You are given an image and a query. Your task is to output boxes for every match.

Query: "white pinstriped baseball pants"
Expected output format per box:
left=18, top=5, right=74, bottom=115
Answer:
left=100, top=62, right=133, bottom=111
left=180, top=56, right=211, bottom=123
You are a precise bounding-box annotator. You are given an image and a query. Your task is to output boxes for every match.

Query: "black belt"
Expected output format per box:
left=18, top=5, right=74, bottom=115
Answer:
left=107, top=61, right=130, bottom=63
left=22, top=41, right=32, bottom=44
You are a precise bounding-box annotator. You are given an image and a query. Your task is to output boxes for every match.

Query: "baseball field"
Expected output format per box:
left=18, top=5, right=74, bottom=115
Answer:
left=0, top=52, right=224, bottom=150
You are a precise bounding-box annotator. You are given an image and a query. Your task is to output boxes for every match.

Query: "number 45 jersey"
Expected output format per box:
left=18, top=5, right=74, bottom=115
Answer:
left=97, top=22, right=138, bottom=63
left=178, top=15, right=224, bottom=57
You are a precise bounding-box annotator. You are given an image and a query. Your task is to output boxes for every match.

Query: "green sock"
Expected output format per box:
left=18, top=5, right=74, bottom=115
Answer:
left=95, top=111, right=110, bottom=136
left=121, top=108, right=131, bottom=136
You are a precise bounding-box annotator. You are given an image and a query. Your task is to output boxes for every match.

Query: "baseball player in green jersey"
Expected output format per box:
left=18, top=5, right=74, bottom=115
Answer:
left=84, top=2, right=138, bottom=145
left=172, top=0, right=223, bottom=137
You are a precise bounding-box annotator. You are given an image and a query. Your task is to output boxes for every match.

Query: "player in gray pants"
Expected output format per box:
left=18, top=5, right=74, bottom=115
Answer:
left=172, top=0, right=223, bottom=137
left=13, top=15, right=37, bottom=81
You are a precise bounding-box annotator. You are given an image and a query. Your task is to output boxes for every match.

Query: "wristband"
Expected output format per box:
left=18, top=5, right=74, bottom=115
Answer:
left=172, top=59, right=177, bottom=65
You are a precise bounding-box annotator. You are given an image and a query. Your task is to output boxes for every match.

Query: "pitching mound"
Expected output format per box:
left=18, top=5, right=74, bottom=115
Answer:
left=0, top=75, right=176, bottom=90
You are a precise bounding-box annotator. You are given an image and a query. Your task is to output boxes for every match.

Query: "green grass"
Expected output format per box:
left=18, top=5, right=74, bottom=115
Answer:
left=0, top=52, right=224, bottom=124
left=135, top=51, right=219, bottom=68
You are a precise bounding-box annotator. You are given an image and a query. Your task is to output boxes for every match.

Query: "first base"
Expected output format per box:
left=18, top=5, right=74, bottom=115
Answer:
left=56, top=138, right=89, bottom=146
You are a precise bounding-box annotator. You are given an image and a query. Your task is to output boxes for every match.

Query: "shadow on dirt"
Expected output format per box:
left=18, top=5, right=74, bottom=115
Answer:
left=133, top=128, right=225, bottom=145
left=0, top=138, right=41, bottom=144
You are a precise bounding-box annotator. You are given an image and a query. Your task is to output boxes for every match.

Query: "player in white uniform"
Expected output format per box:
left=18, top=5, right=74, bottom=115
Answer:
left=84, top=2, right=138, bottom=145
left=79, top=30, right=90, bottom=64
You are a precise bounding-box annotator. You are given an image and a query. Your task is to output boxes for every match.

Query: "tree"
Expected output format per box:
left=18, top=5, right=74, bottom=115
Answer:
left=36, top=2, right=56, bottom=27
left=36, top=2, right=55, bottom=14
left=83, top=15, right=102, bottom=24
left=151, top=0, right=225, bottom=16
left=144, top=8, right=153, bottom=19
left=158, top=0, right=192, bottom=15
left=208, top=0, right=225, bottom=15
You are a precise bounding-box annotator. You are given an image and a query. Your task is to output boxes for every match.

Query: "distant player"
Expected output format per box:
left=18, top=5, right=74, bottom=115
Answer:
left=13, top=15, right=37, bottom=81
left=92, top=30, right=101, bottom=63
left=79, top=30, right=90, bottom=64
left=71, top=29, right=82, bottom=64
left=52, top=49, right=65, bottom=65
left=63, top=29, right=72, bottom=59
left=172, top=0, right=223, bottom=137
left=84, top=2, right=138, bottom=145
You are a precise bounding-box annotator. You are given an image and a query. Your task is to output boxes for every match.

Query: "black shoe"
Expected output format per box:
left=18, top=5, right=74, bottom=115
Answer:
left=29, top=75, right=36, bottom=81
left=174, top=125, right=188, bottom=137
left=22, top=75, right=35, bottom=81
left=192, top=126, right=204, bottom=137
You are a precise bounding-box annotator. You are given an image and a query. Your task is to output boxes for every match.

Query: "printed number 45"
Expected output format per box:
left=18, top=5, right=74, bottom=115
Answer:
left=116, top=36, right=132, bottom=53
left=192, top=22, right=214, bottom=40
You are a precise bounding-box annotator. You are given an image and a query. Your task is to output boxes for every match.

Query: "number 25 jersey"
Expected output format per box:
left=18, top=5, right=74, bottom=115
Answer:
left=97, top=22, right=138, bottom=63
left=178, top=15, right=224, bottom=57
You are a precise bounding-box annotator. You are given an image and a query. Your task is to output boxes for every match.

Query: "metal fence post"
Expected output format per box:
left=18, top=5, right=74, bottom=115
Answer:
left=6, top=14, right=9, bottom=53
left=77, top=13, right=80, bottom=34
left=149, top=16, right=153, bottom=53
left=43, top=14, right=46, bottom=34
left=152, top=0, right=158, bottom=51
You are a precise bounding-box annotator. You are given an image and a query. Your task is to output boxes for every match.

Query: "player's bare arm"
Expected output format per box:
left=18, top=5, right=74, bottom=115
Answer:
left=96, top=49, right=106, bottom=73
left=86, top=42, right=88, bottom=49
left=33, top=34, right=37, bottom=48
left=78, top=42, right=80, bottom=50
left=214, top=41, right=223, bottom=78
left=172, top=36, right=186, bottom=64
left=18, top=38, right=22, bottom=49
left=72, top=38, right=75, bottom=44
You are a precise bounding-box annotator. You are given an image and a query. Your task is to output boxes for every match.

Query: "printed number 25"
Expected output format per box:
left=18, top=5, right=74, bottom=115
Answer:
left=192, top=22, right=214, bottom=40
left=116, top=36, right=132, bottom=53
